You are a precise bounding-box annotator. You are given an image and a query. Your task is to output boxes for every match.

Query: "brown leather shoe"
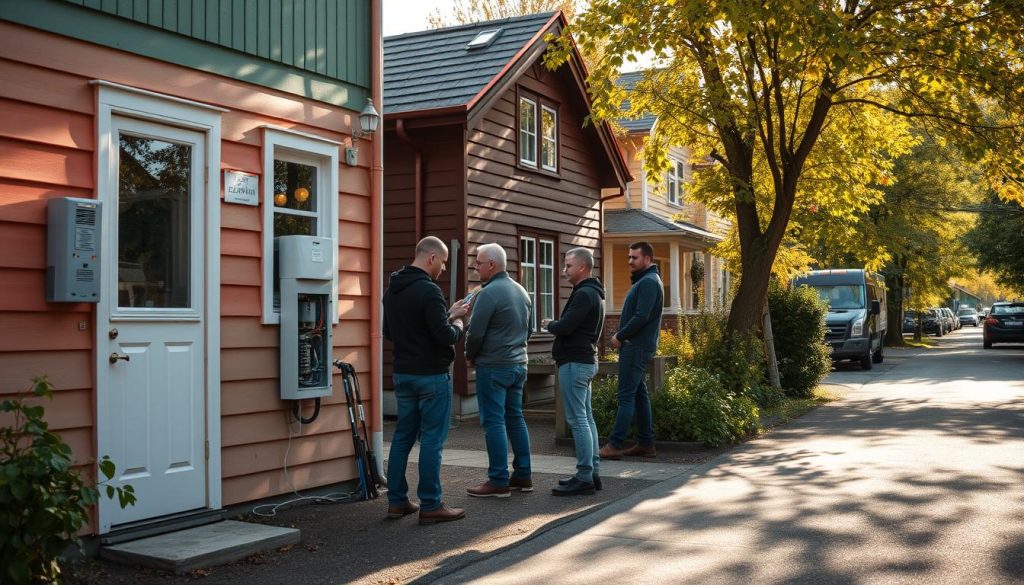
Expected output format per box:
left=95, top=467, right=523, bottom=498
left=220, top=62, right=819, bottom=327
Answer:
left=508, top=477, right=534, bottom=492
left=623, top=443, right=657, bottom=458
left=386, top=501, right=419, bottom=519
left=598, top=443, right=625, bottom=460
left=467, top=482, right=511, bottom=498
left=418, top=504, right=466, bottom=525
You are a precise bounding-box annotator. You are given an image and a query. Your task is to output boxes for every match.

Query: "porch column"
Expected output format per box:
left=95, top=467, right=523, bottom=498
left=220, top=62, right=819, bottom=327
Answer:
left=670, top=242, right=682, bottom=312
left=704, top=250, right=714, bottom=308
left=604, top=239, right=615, bottom=309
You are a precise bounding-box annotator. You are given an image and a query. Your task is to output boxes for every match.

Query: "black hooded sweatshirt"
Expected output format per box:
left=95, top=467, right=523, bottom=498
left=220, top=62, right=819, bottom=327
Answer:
left=382, top=266, right=462, bottom=375
left=545, top=277, right=606, bottom=366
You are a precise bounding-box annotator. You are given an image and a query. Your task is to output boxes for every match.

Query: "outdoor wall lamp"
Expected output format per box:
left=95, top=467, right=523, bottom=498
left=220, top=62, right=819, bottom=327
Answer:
left=345, top=98, right=380, bottom=166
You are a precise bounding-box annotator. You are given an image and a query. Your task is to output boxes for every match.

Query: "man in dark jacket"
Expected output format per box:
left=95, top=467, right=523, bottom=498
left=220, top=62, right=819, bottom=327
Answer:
left=382, top=236, right=469, bottom=524
left=600, top=242, right=663, bottom=460
left=543, top=247, right=605, bottom=496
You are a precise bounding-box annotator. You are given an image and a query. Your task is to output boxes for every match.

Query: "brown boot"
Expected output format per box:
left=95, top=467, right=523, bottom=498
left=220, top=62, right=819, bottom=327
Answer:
left=418, top=504, right=466, bottom=525
left=623, top=443, right=657, bottom=458
left=467, top=482, right=511, bottom=498
left=386, top=500, right=419, bottom=519
left=598, top=443, right=626, bottom=460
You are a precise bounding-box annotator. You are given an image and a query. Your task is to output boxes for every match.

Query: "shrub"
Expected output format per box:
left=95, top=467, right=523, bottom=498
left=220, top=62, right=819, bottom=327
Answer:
left=657, top=327, right=693, bottom=360
left=768, top=280, right=833, bottom=398
left=1, top=377, right=136, bottom=584
left=654, top=366, right=760, bottom=446
left=590, top=374, right=619, bottom=438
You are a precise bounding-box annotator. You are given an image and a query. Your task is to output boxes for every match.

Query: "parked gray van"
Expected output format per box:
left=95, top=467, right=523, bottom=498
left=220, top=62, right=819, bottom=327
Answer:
left=792, top=269, right=887, bottom=370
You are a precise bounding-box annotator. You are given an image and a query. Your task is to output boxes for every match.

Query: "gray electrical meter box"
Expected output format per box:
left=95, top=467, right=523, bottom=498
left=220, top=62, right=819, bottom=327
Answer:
left=46, top=197, right=101, bottom=303
left=277, top=235, right=334, bottom=400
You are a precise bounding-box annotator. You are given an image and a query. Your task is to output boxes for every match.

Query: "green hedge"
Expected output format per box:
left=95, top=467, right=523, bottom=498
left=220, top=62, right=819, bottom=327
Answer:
left=768, top=280, right=833, bottom=398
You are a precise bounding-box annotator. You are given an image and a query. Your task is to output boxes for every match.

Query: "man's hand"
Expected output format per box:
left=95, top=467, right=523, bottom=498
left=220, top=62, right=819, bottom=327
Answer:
left=610, top=336, right=622, bottom=349
left=541, top=318, right=552, bottom=329
left=448, top=298, right=470, bottom=320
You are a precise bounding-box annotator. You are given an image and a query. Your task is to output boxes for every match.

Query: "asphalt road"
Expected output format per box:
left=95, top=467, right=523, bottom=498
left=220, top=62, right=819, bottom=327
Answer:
left=434, top=327, right=1024, bottom=584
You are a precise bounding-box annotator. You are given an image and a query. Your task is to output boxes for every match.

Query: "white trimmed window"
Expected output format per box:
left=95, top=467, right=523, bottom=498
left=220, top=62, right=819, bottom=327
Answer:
left=262, top=127, right=340, bottom=324
left=520, top=235, right=555, bottom=332
left=667, top=159, right=685, bottom=205
left=519, top=97, right=537, bottom=167
left=541, top=105, right=558, bottom=171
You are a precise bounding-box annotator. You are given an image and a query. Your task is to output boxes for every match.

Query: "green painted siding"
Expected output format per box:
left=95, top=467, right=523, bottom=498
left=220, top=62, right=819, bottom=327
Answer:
left=63, top=0, right=370, bottom=87
left=0, top=0, right=370, bottom=108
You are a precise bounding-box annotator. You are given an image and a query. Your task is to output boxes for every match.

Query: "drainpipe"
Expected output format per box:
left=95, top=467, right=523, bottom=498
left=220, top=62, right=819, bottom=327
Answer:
left=370, top=0, right=385, bottom=478
left=395, top=119, right=423, bottom=241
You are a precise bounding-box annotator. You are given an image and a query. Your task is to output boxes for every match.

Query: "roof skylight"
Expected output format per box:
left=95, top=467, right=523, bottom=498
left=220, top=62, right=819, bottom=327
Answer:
left=466, top=29, right=502, bottom=50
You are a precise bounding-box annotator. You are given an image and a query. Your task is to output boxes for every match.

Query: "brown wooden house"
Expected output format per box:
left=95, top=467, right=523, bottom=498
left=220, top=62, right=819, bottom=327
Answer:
left=382, top=12, right=630, bottom=417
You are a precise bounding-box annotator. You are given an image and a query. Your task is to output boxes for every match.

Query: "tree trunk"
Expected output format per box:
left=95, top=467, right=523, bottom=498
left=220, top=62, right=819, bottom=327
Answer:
left=884, top=271, right=905, bottom=346
left=726, top=242, right=775, bottom=334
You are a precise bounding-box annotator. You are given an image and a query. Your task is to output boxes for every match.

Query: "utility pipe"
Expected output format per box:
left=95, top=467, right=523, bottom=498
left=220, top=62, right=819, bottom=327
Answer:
left=370, top=0, right=385, bottom=479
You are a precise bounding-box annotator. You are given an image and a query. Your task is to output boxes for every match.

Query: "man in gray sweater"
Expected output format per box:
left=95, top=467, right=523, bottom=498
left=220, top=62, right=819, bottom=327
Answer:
left=465, top=243, right=533, bottom=498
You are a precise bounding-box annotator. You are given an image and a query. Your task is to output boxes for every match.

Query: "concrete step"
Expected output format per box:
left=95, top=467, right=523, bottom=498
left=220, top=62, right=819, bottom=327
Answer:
left=100, top=520, right=300, bottom=575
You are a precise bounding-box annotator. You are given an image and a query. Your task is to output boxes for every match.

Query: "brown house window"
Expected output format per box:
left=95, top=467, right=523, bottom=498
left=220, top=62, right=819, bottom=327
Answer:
left=666, top=158, right=685, bottom=206
left=518, top=91, right=559, bottom=173
left=520, top=234, right=555, bottom=331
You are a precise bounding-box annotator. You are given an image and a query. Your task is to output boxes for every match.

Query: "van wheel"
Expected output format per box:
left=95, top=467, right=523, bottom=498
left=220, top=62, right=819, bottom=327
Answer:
left=872, top=346, right=884, bottom=363
left=860, top=354, right=873, bottom=370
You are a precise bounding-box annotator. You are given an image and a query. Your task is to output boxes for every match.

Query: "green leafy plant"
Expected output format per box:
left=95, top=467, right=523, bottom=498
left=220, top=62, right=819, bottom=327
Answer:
left=769, top=280, right=833, bottom=398
left=1, top=377, right=136, bottom=584
left=591, top=374, right=619, bottom=438
left=653, top=366, right=760, bottom=446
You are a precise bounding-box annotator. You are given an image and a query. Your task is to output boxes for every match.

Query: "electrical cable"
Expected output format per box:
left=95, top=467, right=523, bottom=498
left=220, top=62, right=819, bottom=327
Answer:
left=291, top=397, right=321, bottom=424
left=251, top=408, right=374, bottom=517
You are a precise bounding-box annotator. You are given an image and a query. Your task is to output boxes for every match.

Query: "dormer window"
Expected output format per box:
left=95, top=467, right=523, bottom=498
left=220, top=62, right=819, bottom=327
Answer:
left=467, top=29, right=502, bottom=50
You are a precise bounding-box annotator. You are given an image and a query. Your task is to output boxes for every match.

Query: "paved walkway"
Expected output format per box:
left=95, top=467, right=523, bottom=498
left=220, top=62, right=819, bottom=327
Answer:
left=385, top=445, right=692, bottom=483
left=428, top=328, right=1024, bottom=584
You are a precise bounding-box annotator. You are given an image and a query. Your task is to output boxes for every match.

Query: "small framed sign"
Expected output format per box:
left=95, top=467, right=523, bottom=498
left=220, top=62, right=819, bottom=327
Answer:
left=224, top=170, right=259, bottom=206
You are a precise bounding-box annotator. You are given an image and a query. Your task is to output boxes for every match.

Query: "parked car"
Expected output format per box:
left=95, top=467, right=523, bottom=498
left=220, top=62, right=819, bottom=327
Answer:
left=957, top=307, right=980, bottom=327
left=904, top=309, right=944, bottom=336
left=936, top=307, right=956, bottom=332
left=983, top=301, right=1024, bottom=348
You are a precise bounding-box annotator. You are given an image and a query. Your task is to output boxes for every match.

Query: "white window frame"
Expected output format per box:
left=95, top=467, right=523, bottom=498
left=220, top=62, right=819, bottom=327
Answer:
left=667, top=159, right=685, bottom=206
left=261, top=127, right=340, bottom=325
left=540, top=104, right=558, bottom=172
left=519, top=96, right=538, bottom=167
left=520, top=235, right=556, bottom=332
left=538, top=239, right=555, bottom=324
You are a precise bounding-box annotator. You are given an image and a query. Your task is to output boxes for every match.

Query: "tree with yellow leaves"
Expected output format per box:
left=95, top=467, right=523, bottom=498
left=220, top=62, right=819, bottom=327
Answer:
left=547, top=1, right=1024, bottom=335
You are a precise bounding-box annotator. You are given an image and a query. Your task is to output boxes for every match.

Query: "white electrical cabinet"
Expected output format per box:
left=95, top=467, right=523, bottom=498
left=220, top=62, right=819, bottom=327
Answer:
left=46, top=197, right=101, bottom=302
left=277, top=235, right=333, bottom=400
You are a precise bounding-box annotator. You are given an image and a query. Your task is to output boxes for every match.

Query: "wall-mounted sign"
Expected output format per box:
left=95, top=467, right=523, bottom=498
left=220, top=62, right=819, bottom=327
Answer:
left=224, top=170, right=259, bottom=206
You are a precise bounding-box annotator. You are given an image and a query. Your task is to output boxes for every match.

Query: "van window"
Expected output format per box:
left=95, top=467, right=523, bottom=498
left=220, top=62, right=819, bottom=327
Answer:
left=808, top=285, right=864, bottom=309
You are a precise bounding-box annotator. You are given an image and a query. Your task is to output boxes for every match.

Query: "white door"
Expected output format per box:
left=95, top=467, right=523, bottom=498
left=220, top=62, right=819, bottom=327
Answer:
left=98, top=117, right=207, bottom=528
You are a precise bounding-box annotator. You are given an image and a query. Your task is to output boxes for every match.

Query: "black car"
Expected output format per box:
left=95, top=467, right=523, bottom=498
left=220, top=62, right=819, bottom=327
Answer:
left=903, top=309, right=943, bottom=336
left=983, top=301, right=1024, bottom=348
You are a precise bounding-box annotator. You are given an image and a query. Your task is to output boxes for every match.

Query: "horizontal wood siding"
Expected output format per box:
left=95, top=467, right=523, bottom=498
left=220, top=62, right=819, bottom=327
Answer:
left=467, top=65, right=609, bottom=368
left=0, top=22, right=375, bottom=522
left=381, top=125, right=466, bottom=393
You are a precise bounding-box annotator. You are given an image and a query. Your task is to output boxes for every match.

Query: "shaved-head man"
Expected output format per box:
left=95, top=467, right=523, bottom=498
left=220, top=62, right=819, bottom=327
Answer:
left=382, top=236, right=470, bottom=524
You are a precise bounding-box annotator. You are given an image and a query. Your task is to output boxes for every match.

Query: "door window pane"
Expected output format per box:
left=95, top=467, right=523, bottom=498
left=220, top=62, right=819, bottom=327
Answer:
left=117, top=134, right=192, bottom=308
left=273, top=160, right=318, bottom=214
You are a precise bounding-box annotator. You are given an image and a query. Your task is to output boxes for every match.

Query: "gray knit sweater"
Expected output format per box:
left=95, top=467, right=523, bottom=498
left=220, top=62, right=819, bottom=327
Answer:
left=465, top=271, right=532, bottom=367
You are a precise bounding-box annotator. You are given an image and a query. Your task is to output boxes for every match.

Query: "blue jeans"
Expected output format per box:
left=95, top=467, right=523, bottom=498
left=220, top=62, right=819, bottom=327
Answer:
left=608, top=343, right=655, bottom=447
left=558, top=362, right=599, bottom=482
left=475, top=365, right=531, bottom=486
left=387, top=372, right=452, bottom=512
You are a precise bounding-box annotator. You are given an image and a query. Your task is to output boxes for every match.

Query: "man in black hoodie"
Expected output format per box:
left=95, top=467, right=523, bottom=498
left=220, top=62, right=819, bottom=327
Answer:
left=382, top=236, right=469, bottom=525
left=543, top=247, right=605, bottom=496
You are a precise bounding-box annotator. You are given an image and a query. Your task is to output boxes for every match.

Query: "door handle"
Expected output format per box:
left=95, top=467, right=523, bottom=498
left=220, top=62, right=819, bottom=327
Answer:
left=109, top=353, right=130, bottom=364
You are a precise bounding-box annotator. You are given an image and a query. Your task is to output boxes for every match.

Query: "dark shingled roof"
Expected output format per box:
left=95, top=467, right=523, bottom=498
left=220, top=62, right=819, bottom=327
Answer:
left=616, top=71, right=657, bottom=133
left=604, top=209, right=722, bottom=241
left=383, top=12, right=556, bottom=115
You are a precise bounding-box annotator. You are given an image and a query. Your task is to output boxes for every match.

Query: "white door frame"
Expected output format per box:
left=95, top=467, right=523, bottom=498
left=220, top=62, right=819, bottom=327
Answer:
left=93, top=81, right=224, bottom=534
